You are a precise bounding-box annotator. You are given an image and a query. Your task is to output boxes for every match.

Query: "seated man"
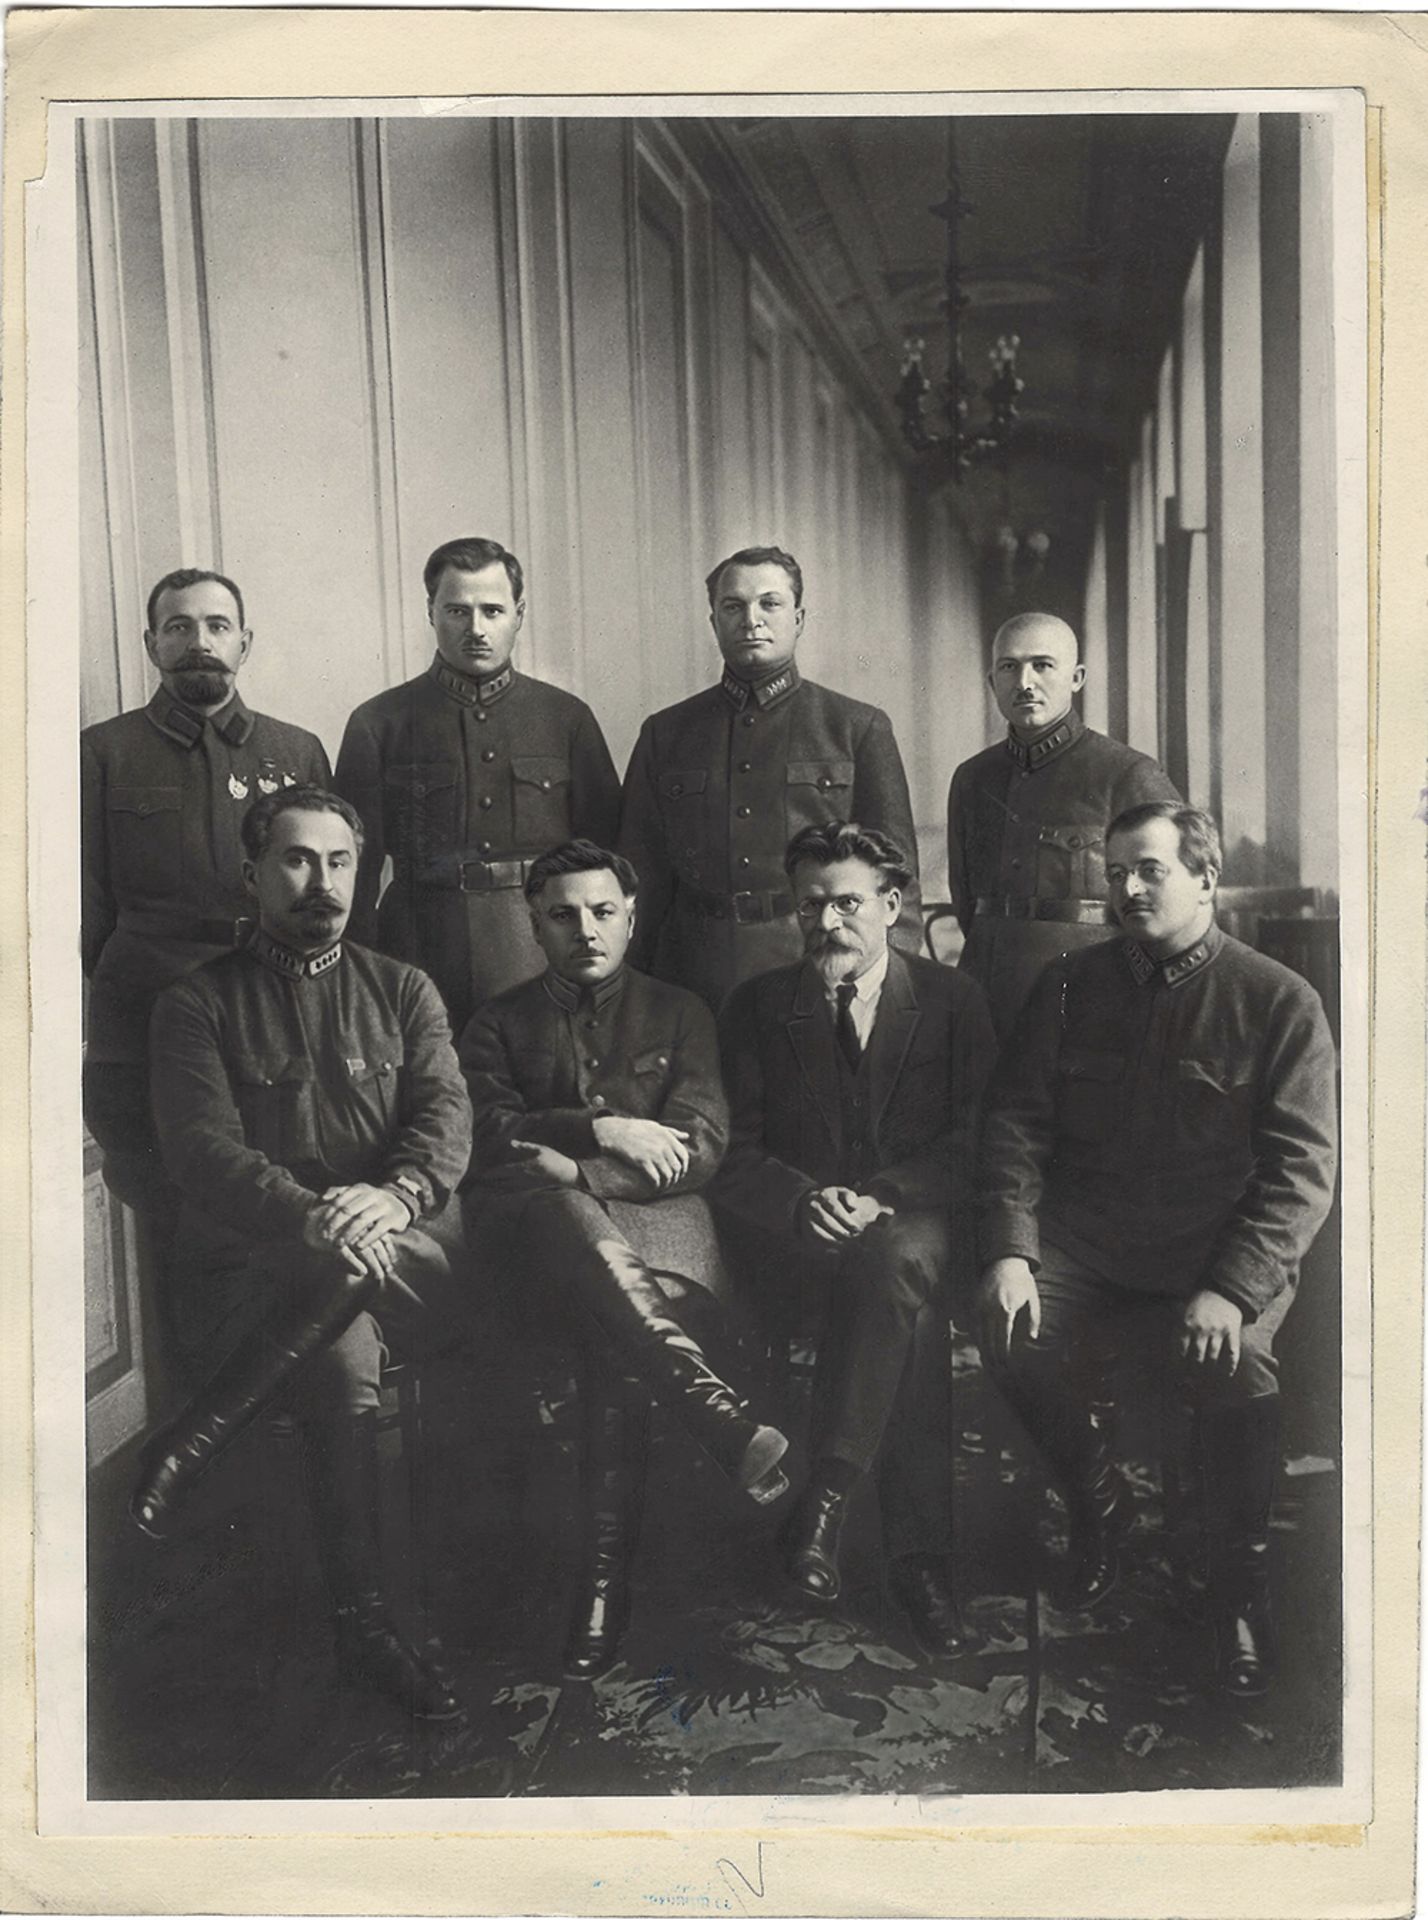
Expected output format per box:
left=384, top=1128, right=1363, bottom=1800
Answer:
left=713, top=822, right=996, bottom=1656
left=459, top=840, right=789, bottom=1681
left=976, top=802, right=1338, bottom=1696
left=130, top=786, right=474, bottom=1722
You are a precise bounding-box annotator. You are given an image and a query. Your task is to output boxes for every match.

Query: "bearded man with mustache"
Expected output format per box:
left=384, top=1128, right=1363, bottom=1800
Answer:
left=714, top=821, right=996, bottom=1659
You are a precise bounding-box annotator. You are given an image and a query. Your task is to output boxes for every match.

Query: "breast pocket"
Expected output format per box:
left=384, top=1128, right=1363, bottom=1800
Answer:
left=656, top=769, right=709, bottom=864
left=107, top=785, right=182, bottom=897
left=785, top=759, right=854, bottom=839
left=511, top=756, right=573, bottom=847
left=382, top=762, right=458, bottom=861
left=342, top=1043, right=405, bottom=1135
left=1174, top=1058, right=1253, bottom=1156
left=629, top=1043, right=674, bottom=1115
left=1034, top=823, right=1106, bottom=902
left=1056, top=1048, right=1126, bottom=1145
left=232, top=1053, right=314, bottom=1164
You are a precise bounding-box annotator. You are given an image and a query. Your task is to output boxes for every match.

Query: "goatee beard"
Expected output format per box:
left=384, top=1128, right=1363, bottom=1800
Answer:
left=809, top=943, right=858, bottom=985
left=173, top=669, right=231, bottom=707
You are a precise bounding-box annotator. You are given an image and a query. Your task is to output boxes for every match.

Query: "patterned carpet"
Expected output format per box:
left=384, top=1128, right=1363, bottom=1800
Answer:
left=88, top=1334, right=1341, bottom=1802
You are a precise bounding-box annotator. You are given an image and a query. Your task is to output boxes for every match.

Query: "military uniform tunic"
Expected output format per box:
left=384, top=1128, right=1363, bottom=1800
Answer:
left=618, top=664, right=921, bottom=1010
left=82, top=688, right=331, bottom=1066
left=81, top=688, right=330, bottom=1212
left=946, top=710, right=1178, bottom=1038
left=335, top=660, right=621, bottom=1035
left=150, top=932, right=472, bottom=1370
left=977, top=924, right=1338, bottom=1322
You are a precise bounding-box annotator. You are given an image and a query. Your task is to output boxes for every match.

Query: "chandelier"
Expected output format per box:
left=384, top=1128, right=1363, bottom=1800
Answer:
left=894, top=120, right=1025, bottom=481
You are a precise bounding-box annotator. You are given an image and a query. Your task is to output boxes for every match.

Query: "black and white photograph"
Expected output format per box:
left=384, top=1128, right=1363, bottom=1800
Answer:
left=25, top=72, right=1372, bottom=1841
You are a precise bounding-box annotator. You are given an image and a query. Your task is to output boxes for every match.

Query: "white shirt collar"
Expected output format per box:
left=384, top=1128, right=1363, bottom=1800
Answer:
left=828, top=945, right=890, bottom=1005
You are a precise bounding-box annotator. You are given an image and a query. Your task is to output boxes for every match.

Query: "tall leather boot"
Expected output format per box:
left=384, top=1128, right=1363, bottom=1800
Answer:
left=569, top=1238, right=789, bottom=1505
left=130, top=1262, right=378, bottom=1540
left=993, top=1360, right=1130, bottom=1609
left=1199, top=1395, right=1280, bottom=1698
left=299, top=1409, right=462, bottom=1721
left=562, top=1372, right=650, bottom=1681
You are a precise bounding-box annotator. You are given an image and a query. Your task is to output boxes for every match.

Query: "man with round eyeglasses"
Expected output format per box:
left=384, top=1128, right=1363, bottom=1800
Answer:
left=714, top=821, right=995, bottom=1657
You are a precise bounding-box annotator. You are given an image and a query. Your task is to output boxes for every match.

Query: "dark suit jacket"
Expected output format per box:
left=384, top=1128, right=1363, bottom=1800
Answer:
left=713, top=948, right=996, bottom=1240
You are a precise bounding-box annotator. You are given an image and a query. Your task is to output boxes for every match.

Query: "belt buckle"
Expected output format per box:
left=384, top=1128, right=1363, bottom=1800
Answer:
left=459, top=860, right=494, bottom=893
left=731, top=890, right=763, bottom=925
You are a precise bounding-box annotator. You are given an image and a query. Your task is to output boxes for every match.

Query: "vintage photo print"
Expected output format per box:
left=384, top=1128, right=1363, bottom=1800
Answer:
left=20, top=51, right=1381, bottom=1886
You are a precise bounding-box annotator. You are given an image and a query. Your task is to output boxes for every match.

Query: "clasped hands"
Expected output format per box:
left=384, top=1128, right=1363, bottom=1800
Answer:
left=304, top=1181, right=414, bottom=1280
left=802, top=1184, right=894, bottom=1247
left=976, top=1256, right=1245, bottom=1373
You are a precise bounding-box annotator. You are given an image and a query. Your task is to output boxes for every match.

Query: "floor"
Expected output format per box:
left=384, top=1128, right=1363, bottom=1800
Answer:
left=88, top=1324, right=1343, bottom=1804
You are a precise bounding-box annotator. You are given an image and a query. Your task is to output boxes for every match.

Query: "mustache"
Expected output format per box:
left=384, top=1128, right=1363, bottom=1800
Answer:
left=301, top=894, right=343, bottom=911
left=175, top=651, right=229, bottom=671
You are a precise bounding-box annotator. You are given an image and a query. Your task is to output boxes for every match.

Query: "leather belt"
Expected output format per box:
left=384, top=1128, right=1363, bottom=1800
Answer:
left=975, top=896, right=1109, bottom=925
left=682, top=883, right=795, bottom=925
left=417, top=854, right=532, bottom=894
left=118, top=908, right=256, bottom=945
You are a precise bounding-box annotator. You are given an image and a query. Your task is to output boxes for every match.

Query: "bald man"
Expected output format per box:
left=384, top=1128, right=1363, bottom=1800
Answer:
left=946, top=614, right=1179, bottom=1037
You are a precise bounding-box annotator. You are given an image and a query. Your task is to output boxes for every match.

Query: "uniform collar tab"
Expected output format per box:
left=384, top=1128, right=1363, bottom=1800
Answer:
left=1005, top=707, right=1083, bottom=771
left=145, top=687, right=254, bottom=749
left=1122, top=920, right=1221, bottom=988
left=543, top=965, right=627, bottom=1015
left=249, top=929, right=343, bottom=979
left=430, top=657, right=515, bottom=708
left=719, top=661, right=801, bottom=712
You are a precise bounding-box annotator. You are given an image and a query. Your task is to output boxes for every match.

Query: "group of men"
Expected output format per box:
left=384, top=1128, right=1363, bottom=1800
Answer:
left=83, top=538, right=1338, bottom=1728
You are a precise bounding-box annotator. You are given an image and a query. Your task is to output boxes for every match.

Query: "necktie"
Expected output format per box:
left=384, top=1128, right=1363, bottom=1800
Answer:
left=834, top=980, right=861, bottom=1070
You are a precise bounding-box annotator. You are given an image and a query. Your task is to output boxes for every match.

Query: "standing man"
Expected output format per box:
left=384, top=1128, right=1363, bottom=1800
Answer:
left=946, top=611, right=1179, bottom=1038
left=976, top=803, right=1337, bottom=1696
left=714, top=822, right=995, bottom=1656
left=335, top=536, right=621, bottom=1036
left=619, top=545, right=921, bottom=1010
left=460, top=840, right=789, bottom=1681
left=131, top=787, right=474, bottom=1721
left=82, top=567, right=331, bottom=1218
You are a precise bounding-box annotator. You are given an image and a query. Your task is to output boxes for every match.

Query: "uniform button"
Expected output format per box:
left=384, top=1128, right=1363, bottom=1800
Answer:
left=738, top=760, right=752, bottom=773
left=1011, top=860, right=1022, bottom=870
left=479, top=795, right=493, bottom=810
left=657, top=1055, right=668, bottom=1067
left=584, top=1019, right=598, bottom=1030
left=818, top=776, right=833, bottom=790
left=475, top=711, right=488, bottom=724
left=670, top=782, right=684, bottom=797
left=742, top=715, right=755, bottom=728
left=738, top=856, right=751, bottom=869
left=1068, top=834, right=1082, bottom=848
left=413, top=782, right=426, bottom=797
left=477, top=839, right=492, bottom=854
left=737, top=806, right=751, bottom=819
left=481, top=749, right=496, bottom=763
left=587, top=1057, right=600, bottom=1069
left=592, top=1094, right=606, bottom=1107
left=540, top=779, right=552, bottom=792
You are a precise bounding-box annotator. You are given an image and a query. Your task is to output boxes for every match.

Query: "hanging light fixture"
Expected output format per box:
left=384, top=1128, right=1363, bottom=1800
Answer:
left=895, top=119, right=1025, bottom=481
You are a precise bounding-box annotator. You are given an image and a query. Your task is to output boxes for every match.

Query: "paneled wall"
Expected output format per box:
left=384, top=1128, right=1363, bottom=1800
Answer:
left=1082, top=110, right=1344, bottom=896
left=79, top=114, right=984, bottom=861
